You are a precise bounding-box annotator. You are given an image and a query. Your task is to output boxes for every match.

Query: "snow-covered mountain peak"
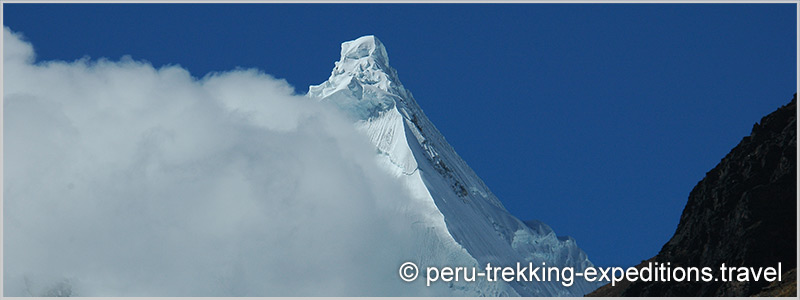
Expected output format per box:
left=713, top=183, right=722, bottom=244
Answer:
left=309, top=37, right=602, bottom=296
left=308, top=36, right=408, bottom=119
left=340, top=35, right=389, bottom=64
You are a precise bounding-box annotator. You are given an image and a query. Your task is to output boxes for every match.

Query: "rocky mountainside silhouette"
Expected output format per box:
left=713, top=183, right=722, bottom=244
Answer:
left=589, top=94, right=796, bottom=297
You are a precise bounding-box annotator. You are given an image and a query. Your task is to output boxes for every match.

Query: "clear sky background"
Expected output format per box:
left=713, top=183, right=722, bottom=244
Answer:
left=4, top=3, right=796, bottom=268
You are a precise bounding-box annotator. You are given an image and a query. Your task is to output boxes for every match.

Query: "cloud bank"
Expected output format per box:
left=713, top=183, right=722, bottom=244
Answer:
left=3, top=27, right=454, bottom=296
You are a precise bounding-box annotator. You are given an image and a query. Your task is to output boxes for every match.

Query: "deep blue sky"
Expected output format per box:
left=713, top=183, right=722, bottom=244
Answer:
left=4, top=4, right=796, bottom=268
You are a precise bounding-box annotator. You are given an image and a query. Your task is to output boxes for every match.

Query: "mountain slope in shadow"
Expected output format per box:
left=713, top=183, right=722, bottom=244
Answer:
left=589, top=94, right=796, bottom=296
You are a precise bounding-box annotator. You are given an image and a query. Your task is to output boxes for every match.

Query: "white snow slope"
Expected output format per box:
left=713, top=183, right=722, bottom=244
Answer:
left=309, top=36, right=602, bottom=297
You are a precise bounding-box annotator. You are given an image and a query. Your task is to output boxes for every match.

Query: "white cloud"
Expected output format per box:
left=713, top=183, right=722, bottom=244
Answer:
left=2, top=27, right=452, bottom=296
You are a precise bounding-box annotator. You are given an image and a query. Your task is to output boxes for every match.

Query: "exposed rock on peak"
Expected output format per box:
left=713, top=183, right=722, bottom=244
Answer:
left=589, top=94, right=797, bottom=297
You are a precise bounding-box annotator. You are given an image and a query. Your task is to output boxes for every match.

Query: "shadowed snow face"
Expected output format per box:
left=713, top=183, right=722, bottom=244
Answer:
left=2, top=27, right=445, bottom=297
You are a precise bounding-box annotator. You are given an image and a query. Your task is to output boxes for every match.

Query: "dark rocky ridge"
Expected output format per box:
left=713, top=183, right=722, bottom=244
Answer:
left=589, top=94, right=796, bottom=296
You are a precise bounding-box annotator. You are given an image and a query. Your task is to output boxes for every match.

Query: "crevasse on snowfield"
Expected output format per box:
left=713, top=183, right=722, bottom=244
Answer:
left=309, top=36, right=602, bottom=296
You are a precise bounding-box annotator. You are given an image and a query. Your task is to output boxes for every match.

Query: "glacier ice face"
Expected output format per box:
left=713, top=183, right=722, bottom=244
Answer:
left=309, top=36, right=401, bottom=120
left=309, top=36, right=604, bottom=296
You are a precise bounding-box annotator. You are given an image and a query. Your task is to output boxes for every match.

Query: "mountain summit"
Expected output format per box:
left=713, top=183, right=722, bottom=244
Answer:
left=340, top=35, right=390, bottom=63
left=309, top=36, right=602, bottom=296
left=309, top=35, right=405, bottom=120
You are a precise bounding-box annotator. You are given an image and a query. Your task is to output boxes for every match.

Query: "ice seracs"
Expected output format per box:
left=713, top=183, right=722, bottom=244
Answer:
left=328, top=35, right=393, bottom=89
left=309, top=35, right=403, bottom=120
left=309, top=35, right=603, bottom=296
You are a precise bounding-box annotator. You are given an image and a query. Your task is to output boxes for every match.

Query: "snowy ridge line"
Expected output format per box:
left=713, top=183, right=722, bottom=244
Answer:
left=309, top=35, right=603, bottom=296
